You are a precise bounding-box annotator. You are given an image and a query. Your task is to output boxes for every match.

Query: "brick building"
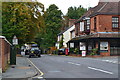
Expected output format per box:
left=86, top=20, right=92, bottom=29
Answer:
left=0, top=36, right=11, bottom=73
left=68, top=1, right=120, bottom=56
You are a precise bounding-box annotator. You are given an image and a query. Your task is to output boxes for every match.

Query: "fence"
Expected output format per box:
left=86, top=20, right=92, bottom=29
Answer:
left=0, top=36, right=11, bottom=73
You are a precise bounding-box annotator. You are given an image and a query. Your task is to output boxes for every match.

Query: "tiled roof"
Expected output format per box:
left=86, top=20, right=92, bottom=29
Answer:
left=58, top=26, right=74, bottom=36
left=76, top=1, right=120, bottom=22
left=90, top=2, right=119, bottom=17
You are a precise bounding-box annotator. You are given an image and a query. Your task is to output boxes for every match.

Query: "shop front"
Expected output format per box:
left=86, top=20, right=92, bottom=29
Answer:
left=67, top=33, right=120, bottom=56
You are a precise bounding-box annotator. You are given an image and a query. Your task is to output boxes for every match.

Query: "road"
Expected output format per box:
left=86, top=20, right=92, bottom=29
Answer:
left=28, top=55, right=119, bottom=79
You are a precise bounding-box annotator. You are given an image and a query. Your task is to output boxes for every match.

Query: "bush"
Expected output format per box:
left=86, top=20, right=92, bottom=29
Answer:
left=74, top=48, right=79, bottom=54
left=90, top=48, right=98, bottom=56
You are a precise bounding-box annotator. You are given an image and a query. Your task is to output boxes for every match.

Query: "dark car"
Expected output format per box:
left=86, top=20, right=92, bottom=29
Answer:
left=29, top=47, right=41, bottom=58
left=58, top=48, right=66, bottom=55
left=25, top=49, right=30, bottom=55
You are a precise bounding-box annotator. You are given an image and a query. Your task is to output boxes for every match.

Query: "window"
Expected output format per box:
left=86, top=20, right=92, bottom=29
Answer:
left=112, top=17, right=119, bottom=28
left=87, top=19, right=90, bottom=30
left=80, top=22, right=84, bottom=31
left=94, top=17, right=97, bottom=30
left=71, top=31, right=75, bottom=39
left=70, top=43, right=74, bottom=48
left=100, top=42, right=108, bottom=51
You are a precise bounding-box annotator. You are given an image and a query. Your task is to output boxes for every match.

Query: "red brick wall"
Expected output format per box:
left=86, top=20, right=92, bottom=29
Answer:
left=90, top=15, right=120, bottom=33
left=0, top=37, right=10, bottom=72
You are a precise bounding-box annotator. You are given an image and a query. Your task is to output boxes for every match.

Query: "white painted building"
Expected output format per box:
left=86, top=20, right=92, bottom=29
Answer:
left=63, top=25, right=75, bottom=47
left=56, top=25, right=75, bottom=49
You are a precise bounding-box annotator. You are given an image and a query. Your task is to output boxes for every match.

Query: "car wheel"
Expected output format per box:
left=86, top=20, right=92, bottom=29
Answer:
left=38, top=55, right=41, bottom=57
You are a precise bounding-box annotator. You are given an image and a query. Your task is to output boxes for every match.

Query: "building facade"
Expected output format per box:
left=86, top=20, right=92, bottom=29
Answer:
left=56, top=25, right=75, bottom=49
left=68, top=1, right=120, bottom=56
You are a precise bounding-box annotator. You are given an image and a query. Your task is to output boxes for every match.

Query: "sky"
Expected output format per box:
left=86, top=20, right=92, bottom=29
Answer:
left=38, top=0, right=99, bottom=15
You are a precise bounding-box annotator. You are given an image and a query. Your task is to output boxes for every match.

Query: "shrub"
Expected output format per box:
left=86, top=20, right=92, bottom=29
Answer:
left=90, top=48, right=98, bottom=56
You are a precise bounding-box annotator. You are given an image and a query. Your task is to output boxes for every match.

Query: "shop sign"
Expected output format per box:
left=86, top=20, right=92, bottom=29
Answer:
left=82, top=51, right=86, bottom=57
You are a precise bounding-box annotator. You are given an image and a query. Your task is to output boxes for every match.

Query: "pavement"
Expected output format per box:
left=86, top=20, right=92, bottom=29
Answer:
left=1, top=57, right=38, bottom=79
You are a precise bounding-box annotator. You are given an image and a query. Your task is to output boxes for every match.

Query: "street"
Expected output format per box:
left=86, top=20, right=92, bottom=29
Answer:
left=27, top=55, right=119, bottom=79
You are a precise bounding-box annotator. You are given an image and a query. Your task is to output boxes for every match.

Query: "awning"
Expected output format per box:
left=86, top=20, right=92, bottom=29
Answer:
left=67, top=33, right=120, bottom=43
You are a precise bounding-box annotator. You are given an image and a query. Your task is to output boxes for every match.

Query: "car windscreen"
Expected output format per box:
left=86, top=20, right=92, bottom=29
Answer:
left=31, top=47, right=39, bottom=50
left=59, top=48, right=65, bottom=51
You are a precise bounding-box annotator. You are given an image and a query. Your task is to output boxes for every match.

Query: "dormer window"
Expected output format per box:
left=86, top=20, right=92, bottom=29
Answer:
left=80, top=22, right=84, bottom=31
left=87, top=19, right=90, bottom=30
left=112, top=17, right=119, bottom=28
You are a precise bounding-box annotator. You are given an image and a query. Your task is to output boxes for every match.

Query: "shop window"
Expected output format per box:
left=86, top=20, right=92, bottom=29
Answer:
left=100, top=42, right=108, bottom=52
left=70, top=43, right=74, bottom=48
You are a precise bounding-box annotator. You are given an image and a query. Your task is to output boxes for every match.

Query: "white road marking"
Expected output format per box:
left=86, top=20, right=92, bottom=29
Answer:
left=102, top=60, right=119, bottom=64
left=27, top=58, right=44, bottom=78
left=68, top=62, right=81, bottom=66
left=88, top=67, right=113, bottom=75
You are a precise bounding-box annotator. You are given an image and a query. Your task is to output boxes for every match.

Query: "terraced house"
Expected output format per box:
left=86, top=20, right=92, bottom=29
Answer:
left=68, top=0, right=120, bottom=56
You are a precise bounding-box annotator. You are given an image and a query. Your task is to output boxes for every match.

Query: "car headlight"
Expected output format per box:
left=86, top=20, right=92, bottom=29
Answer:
left=31, top=51, right=34, bottom=53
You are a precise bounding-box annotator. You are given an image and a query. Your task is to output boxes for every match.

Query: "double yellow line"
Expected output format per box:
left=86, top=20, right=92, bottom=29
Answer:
left=27, top=58, right=44, bottom=78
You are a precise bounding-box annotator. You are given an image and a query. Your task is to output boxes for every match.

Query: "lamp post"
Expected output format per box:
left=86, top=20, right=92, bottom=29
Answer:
left=12, top=36, right=18, bottom=45
left=10, top=35, right=18, bottom=65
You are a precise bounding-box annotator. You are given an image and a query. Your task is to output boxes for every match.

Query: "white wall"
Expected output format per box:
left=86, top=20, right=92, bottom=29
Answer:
left=63, top=25, right=75, bottom=47
left=56, top=35, right=62, bottom=49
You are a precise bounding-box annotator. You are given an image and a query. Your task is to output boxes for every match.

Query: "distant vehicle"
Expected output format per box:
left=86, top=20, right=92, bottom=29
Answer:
left=29, top=47, right=41, bottom=58
left=58, top=48, right=66, bottom=55
left=25, top=49, right=30, bottom=55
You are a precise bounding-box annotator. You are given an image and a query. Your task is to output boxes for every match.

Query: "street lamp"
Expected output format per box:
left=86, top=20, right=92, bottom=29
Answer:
left=12, top=35, right=18, bottom=45
left=10, top=35, right=18, bottom=65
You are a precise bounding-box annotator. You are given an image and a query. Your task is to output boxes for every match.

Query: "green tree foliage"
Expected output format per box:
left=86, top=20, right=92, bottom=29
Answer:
left=67, top=5, right=87, bottom=19
left=35, top=4, right=63, bottom=48
left=2, top=2, right=45, bottom=44
left=0, top=1, right=2, bottom=35
left=59, top=35, right=64, bottom=48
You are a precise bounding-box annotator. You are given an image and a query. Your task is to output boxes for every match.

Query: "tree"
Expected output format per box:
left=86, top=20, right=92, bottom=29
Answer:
left=67, top=5, right=87, bottom=19
left=35, top=4, right=63, bottom=48
left=2, top=2, right=45, bottom=45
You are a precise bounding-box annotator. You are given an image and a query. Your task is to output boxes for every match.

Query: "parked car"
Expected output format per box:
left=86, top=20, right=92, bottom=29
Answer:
left=29, top=47, right=41, bottom=58
left=25, top=49, right=30, bottom=55
left=58, top=48, right=66, bottom=55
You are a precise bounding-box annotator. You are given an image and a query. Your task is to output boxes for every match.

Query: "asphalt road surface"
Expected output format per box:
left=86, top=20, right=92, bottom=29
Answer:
left=28, top=55, right=119, bottom=79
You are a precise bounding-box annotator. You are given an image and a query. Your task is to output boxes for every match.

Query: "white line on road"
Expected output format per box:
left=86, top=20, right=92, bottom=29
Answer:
left=68, top=62, right=81, bottom=66
left=102, top=60, right=119, bottom=64
left=88, top=67, right=113, bottom=75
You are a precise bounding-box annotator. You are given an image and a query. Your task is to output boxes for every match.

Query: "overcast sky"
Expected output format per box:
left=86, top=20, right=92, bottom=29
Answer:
left=38, top=0, right=99, bottom=15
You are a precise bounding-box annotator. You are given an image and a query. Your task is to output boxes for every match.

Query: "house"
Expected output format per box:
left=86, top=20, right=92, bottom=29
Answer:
left=68, top=0, right=120, bottom=56
left=0, top=36, right=11, bottom=73
left=56, top=25, right=75, bottom=49
left=56, top=19, right=77, bottom=49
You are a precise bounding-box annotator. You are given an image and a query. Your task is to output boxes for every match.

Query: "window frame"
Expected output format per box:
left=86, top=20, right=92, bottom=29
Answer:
left=112, top=16, right=119, bottom=29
